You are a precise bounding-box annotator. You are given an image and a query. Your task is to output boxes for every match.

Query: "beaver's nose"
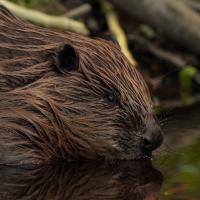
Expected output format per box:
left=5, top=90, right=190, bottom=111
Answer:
left=142, top=128, right=163, bottom=153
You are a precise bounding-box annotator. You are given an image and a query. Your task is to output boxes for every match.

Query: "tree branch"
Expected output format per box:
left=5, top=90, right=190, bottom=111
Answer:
left=0, top=0, right=89, bottom=35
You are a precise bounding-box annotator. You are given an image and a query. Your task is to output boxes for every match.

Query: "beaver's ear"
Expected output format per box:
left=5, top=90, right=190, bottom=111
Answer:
left=54, top=44, right=79, bottom=73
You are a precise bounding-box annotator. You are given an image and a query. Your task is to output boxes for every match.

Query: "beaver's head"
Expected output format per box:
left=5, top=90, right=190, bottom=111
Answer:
left=47, top=37, right=163, bottom=160
left=0, top=6, right=163, bottom=164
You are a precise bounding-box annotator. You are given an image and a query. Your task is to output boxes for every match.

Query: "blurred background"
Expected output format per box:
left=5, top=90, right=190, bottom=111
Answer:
left=1, top=0, right=200, bottom=199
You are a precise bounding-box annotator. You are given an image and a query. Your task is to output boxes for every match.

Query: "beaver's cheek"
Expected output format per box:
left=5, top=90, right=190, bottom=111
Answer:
left=109, top=134, right=144, bottom=159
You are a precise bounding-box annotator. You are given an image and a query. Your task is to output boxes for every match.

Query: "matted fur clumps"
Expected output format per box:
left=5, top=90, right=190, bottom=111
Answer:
left=0, top=6, right=159, bottom=166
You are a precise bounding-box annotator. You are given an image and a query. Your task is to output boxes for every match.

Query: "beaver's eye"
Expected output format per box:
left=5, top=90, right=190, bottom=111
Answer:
left=105, top=92, right=118, bottom=105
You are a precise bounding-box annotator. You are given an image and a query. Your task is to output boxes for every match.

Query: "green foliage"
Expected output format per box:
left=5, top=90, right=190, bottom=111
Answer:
left=9, top=0, right=65, bottom=15
left=154, top=138, right=200, bottom=199
left=139, top=24, right=156, bottom=39
left=179, top=65, right=197, bottom=105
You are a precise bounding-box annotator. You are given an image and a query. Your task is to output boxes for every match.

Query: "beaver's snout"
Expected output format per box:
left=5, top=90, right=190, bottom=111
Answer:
left=142, top=127, right=163, bottom=155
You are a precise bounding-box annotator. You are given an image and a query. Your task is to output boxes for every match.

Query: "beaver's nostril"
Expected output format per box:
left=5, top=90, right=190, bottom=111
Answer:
left=142, top=128, right=163, bottom=153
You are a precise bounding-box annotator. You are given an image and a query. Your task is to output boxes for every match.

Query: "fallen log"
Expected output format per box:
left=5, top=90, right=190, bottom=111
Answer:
left=109, top=0, right=200, bottom=54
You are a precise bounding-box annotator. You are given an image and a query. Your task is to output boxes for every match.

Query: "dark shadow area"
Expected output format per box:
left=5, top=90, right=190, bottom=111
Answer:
left=0, top=159, right=163, bottom=200
left=162, top=102, right=200, bottom=147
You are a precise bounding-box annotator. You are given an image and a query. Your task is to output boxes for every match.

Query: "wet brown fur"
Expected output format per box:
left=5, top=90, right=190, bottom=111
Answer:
left=0, top=6, right=156, bottom=165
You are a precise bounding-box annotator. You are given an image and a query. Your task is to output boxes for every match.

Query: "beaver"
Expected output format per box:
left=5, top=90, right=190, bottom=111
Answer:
left=0, top=6, right=163, bottom=166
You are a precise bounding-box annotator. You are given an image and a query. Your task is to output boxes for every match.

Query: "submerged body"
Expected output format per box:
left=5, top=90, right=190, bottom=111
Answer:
left=0, top=6, right=163, bottom=165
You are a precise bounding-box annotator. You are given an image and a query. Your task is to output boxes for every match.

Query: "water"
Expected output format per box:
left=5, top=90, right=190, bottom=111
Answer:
left=155, top=103, right=200, bottom=200
left=0, top=160, right=163, bottom=199
left=0, top=104, right=199, bottom=200
left=156, top=139, right=200, bottom=200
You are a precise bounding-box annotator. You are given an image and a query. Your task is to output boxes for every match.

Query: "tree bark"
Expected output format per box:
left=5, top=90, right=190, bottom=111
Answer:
left=109, top=0, right=200, bottom=54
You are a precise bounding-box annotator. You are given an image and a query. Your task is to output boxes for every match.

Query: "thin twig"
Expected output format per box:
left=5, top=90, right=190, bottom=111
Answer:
left=128, top=33, right=200, bottom=85
left=128, top=33, right=187, bottom=68
left=64, top=3, right=92, bottom=18
left=101, top=1, right=137, bottom=66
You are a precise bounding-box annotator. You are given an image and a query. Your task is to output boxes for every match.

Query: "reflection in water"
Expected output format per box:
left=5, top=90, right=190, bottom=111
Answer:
left=156, top=139, right=200, bottom=200
left=0, top=159, right=162, bottom=200
left=157, top=103, right=200, bottom=199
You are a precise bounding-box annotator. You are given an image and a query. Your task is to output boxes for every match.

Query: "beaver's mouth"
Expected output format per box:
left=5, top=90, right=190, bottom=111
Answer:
left=140, top=147, right=153, bottom=159
left=141, top=151, right=152, bottom=159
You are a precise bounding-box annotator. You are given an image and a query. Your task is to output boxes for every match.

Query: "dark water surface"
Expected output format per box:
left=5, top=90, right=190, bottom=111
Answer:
left=0, top=160, right=163, bottom=200
left=155, top=103, right=200, bottom=200
left=0, top=104, right=199, bottom=200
